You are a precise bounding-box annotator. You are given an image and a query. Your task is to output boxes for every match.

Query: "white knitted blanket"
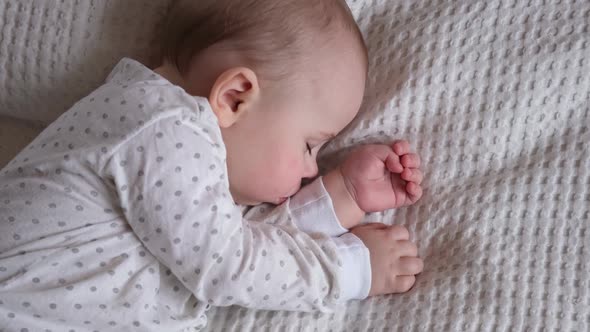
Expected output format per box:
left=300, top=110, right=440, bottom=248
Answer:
left=0, top=1, right=589, bottom=331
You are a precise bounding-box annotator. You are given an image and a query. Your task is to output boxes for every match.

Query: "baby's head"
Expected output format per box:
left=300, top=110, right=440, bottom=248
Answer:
left=157, top=0, right=368, bottom=205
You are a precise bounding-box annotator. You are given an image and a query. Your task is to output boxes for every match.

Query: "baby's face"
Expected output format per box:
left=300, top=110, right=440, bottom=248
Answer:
left=221, top=35, right=367, bottom=205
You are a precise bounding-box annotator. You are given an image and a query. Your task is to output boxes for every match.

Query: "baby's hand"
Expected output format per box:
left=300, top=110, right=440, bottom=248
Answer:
left=340, top=140, right=423, bottom=213
left=351, top=223, right=423, bottom=296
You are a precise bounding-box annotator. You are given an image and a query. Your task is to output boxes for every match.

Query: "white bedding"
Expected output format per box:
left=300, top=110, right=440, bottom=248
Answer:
left=0, top=0, right=589, bottom=331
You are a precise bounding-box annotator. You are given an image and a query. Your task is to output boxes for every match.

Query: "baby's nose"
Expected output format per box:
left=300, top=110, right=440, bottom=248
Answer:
left=302, top=161, right=319, bottom=179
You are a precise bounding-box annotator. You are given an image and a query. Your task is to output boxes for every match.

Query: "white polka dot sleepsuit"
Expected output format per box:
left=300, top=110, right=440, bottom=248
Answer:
left=0, top=58, right=370, bottom=331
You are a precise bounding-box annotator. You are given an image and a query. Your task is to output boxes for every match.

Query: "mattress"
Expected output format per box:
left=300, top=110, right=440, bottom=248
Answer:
left=0, top=0, right=589, bottom=331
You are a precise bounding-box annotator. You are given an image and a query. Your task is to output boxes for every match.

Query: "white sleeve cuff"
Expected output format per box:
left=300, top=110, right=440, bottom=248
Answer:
left=331, top=232, right=371, bottom=300
left=287, top=177, right=349, bottom=237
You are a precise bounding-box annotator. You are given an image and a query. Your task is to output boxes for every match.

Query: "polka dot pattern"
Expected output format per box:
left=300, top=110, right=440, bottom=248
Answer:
left=0, top=58, right=359, bottom=330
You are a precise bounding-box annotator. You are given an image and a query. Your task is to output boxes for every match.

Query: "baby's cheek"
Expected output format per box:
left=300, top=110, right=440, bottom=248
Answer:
left=272, top=155, right=302, bottom=187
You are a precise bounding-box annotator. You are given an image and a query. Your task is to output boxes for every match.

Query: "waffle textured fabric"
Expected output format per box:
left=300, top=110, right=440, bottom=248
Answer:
left=0, top=0, right=589, bottom=331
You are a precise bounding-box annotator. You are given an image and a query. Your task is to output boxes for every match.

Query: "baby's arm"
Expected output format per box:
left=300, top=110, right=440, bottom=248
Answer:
left=106, top=115, right=370, bottom=312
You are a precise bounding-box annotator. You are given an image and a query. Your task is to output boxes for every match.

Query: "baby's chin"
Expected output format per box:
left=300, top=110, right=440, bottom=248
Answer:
left=235, top=195, right=287, bottom=206
left=230, top=188, right=288, bottom=206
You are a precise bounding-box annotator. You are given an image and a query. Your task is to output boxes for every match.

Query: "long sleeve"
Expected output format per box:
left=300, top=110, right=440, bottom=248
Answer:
left=103, top=110, right=370, bottom=312
left=287, top=177, right=350, bottom=237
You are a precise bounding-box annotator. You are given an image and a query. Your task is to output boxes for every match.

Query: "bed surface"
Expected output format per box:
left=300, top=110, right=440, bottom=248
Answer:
left=0, top=0, right=588, bottom=330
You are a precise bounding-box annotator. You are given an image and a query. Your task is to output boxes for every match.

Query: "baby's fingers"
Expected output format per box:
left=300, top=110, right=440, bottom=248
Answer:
left=385, top=151, right=403, bottom=173
left=406, top=182, right=423, bottom=203
left=400, top=153, right=421, bottom=169
left=398, top=257, right=424, bottom=275
left=392, top=275, right=416, bottom=293
left=392, top=140, right=411, bottom=156
left=401, top=168, right=423, bottom=184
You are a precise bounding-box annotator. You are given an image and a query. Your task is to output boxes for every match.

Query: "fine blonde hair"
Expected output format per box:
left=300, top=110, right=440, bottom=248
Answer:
left=160, top=0, right=368, bottom=81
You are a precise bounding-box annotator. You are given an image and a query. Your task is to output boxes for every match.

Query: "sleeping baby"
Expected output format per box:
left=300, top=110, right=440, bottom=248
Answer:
left=0, top=0, right=424, bottom=330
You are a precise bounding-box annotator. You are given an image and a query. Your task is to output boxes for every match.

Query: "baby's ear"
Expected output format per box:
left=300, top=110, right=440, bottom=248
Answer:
left=208, top=67, right=259, bottom=128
